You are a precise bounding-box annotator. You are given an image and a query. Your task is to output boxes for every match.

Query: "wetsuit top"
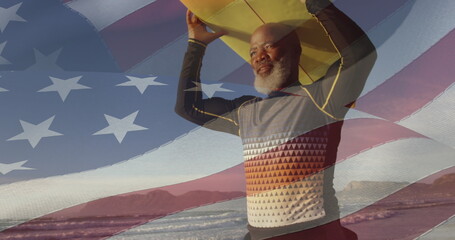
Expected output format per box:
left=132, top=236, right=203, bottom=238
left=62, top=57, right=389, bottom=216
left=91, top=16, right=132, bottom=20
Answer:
left=176, top=2, right=376, bottom=238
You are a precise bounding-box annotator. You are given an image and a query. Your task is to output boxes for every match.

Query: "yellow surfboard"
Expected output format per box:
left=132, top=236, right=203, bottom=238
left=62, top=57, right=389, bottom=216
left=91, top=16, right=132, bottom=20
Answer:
left=180, top=0, right=340, bottom=85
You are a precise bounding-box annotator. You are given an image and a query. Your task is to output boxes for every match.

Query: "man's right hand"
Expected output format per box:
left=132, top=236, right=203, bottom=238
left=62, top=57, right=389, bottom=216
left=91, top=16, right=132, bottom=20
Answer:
left=186, top=10, right=226, bottom=45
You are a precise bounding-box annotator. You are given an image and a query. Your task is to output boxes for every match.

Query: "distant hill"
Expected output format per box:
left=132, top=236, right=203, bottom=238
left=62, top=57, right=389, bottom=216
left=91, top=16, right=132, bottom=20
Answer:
left=78, top=190, right=245, bottom=217
left=431, top=173, right=455, bottom=192
left=337, top=181, right=409, bottom=202
left=342, top=181, right=409, bottom=193
left=79, top=174, right=455, bottom=216
left=337, top=173, right=455, bottom=203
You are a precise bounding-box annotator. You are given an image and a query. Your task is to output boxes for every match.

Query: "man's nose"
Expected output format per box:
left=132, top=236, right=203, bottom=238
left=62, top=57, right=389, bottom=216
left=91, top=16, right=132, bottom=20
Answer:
left=254, top=49, right=268, bottom=64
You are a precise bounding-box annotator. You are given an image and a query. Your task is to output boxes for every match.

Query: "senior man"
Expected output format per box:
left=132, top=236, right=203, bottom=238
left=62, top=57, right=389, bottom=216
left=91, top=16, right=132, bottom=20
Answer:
left=176, top=0, right=376, bottom=239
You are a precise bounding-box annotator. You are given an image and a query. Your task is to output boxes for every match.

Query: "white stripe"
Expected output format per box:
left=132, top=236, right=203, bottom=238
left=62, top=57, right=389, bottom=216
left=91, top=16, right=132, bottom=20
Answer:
left=345, top=108, right=384, bottom=120
left=415, top=215, right=455, bottom=240
left=65, top=0, right=157, bottom=31
left=128, top=34, right=247, bottom=83
left=398, top=83, right=455, bottom=149
left=361, top=0, right=455, bottom=95
left=333, top=138, right=455, bottom=193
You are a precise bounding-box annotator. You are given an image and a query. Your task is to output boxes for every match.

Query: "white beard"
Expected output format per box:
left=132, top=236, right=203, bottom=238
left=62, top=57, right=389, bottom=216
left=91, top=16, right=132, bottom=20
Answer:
left=253, top=57, right=291, bottom=95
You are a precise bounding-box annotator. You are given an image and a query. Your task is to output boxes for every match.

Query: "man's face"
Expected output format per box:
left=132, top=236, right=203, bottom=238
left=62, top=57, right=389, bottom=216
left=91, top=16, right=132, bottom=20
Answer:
left=250, top=26, right=287, bottom=78
left=250, top=24, right=299, bottom=94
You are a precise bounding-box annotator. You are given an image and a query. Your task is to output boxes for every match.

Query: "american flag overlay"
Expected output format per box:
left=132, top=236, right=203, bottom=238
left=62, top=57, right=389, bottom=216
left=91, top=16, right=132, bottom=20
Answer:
left=0, top=0, right=454, bottom=239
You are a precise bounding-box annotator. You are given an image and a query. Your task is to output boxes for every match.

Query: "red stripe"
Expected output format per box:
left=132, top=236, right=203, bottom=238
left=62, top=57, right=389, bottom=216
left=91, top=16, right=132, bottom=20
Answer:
left=100, top=0, right=187, bottom=71
left=342, top=166, right=455, bottom=240
left=0, top=118, right=424, bottom=239
left=220, top=0, right=412, bottom=85
left=355, top=29, right=455, bottom=122
left=335, top=118, right=424, bottom=161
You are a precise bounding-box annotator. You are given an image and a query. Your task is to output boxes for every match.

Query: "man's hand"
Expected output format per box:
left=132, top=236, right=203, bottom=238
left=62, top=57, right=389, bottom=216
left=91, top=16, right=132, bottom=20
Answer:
left=186, top=10, right=225, bottom=45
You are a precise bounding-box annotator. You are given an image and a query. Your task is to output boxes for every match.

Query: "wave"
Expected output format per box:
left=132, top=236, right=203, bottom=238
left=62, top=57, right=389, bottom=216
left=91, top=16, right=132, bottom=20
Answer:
left=151, top=211, right=245, bottom=224
left=124, top=216, right=248, bottom=234
left=341, top=210, right=396, bottom=225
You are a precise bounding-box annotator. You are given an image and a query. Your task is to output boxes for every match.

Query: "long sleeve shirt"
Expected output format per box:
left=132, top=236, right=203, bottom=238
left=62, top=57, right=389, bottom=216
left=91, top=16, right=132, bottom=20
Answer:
left=176, top=2, right=376, bottom=239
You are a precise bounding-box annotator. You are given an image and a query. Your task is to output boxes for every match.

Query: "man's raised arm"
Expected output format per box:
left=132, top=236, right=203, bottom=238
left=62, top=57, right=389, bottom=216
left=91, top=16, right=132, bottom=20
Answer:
left=175, top=10, right=255, bottom=135
left=302, top=0, right=377, bottom=119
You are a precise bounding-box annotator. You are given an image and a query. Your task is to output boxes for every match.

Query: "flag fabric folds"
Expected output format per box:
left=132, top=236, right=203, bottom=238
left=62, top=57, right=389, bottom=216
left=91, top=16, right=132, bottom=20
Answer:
left=0, top=0, right=454, bottom=239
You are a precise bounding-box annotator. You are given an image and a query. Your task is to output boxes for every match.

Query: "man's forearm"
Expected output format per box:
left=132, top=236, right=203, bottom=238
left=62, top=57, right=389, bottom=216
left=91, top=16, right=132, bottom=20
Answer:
left=309, top=0, right=376, bottom=62
left=175, top=41, right=207, bottom=125
left=175, top=41, right=252, bottom=135
left=302, top=0, right=377, bottom=118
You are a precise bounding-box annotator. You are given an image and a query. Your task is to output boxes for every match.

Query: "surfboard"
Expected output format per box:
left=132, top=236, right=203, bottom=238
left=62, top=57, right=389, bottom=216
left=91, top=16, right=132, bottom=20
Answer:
left=180, top=0, right=340, bottom=85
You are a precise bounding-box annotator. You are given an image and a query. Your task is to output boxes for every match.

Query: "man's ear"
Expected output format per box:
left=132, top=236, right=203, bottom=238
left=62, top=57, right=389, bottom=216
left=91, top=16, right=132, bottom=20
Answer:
left=292, top=44, right=302, bottom=60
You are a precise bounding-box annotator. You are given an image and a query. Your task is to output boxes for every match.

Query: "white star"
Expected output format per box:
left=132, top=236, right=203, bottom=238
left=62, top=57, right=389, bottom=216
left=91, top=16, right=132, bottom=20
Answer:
left=117, top=76, right=167, bottom=94
left=0, top=41, right=11, bottom=65
left=0, top=160, right=34, bottom=175
left=8, top=116, right=63, bottom=148
left=27, top=49, right=63, bottom=71
left=38, top=76, right=90, bottom=101
left=0, top=3, right=26, bottom=32
left=93, top=111, right=148, bottom=143
left=185, top=82, right=234, bottom=98
left=0, top=75, right=7, bottom=92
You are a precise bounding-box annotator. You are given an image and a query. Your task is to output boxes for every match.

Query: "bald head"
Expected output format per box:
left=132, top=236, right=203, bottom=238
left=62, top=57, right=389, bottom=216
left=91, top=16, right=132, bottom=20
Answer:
left=251, top=23, right=300, bottom=51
